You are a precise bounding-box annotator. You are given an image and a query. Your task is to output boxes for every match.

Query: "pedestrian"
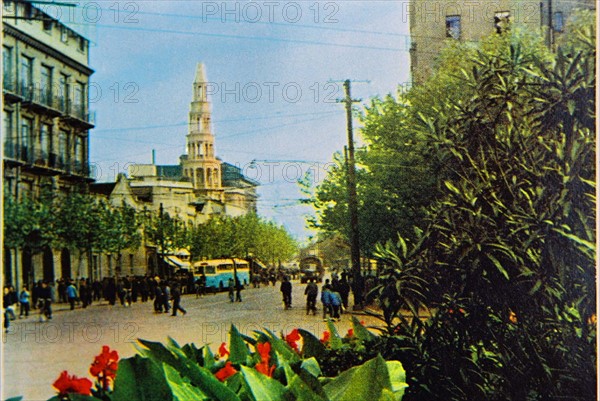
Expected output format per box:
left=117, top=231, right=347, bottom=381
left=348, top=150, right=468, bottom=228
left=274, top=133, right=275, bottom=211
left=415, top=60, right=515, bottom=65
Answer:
left=19, top=286, right=31, bottom=318
left=171, top=284, right=187, bottom=316
left=162, top=282, right=171, bottom=313
left=66, top=280, right=78, bottom=310
left=330, top=290, right=342, bottom=321
left=154, top=283, right=163, bottom=313
left=280, top=276, right=292, bottom=310
left=228, top=278, right=235, bottom=303
left=304, top=279, right=318, bottom=315
left=106, top=278, right=117, bottom=306
left=321, top=282, right=333, bottom=321
left=39, top=281, right=53, bottom=321
left=235, top=275, right=243, bottom=302
left=338, top=277, right=351, bottom=310
left=79, top=279, right=89, bottom=308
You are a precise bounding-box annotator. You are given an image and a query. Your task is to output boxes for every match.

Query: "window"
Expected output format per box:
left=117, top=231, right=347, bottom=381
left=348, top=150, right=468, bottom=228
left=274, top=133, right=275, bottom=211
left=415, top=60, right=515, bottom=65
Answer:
left=3, top=46, right=12, bottom=84
left=20, top=56, right=33, bottom=95
left=60, top=26, right=68, bottom=43
left=553, top=12, right=564, bottom=32
left=58, top=130, right=68, bottom=167
left=78, top=37, right=86, bottom=52
left=74, top=81, right=85, bottom=117
left=43, top=18, right=52, bottom=31
left=59, top=74, right=69, bottom=111
left=446, top=15, right=461, bottom=39
left=3, top=111, right=14, bottom=156
left=41, top=65, right=52, bottom=105
left=74, top=135, right=82, bottom=165
left=21, top=118, right=32, bottom=160
left=40, top=124, right=51, bottom=159
left=494, top=11, right=511, bottom=34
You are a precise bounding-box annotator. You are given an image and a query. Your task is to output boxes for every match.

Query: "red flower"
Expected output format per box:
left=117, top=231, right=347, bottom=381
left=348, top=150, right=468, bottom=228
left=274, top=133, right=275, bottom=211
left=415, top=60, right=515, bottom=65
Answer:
left=90, top=346, right=119, bottom=390
left=255, top=361, right=276, bottom=377
left=255, top=342, right=275, bottom=377
left=320, top=331, right=330, bottom=344
left=53, top=371, right=93, bottom=396
left=285, top=329, right=301, bottom=353
left=215, top=361, right=237, bottom=382
left=219, top=342, right=230, bottom=358
left=360, top=320, right=366, bottom=326
left=346, top=328, right=354, bottom=338
left=256, top=341, right=271, bottom=364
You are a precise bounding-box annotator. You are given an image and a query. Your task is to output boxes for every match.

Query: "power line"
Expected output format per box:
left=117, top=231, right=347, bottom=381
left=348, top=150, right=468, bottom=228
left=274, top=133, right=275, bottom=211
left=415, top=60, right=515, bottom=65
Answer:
left=70, top=22, right=406, bottom=52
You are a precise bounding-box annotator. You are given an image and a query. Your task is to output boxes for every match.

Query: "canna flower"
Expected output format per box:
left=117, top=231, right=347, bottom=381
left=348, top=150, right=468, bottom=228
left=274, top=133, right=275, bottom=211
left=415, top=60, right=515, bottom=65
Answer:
left=285, top=329, right=301, bottom=353
left=346, top=328, right=354, bottom=338
left=90, top=346, right=119, bottom=390
left=255, top=361, right=276, bottom=377
left=219, top=342, right=230, bottom=358
left=215, top=361, right=237, bottom=382
left=508, top=310, right=518, bottom=324
left=320, top=331, right=330, bottom=344
left=255, top=342, right=275, bottom=377
left=53, top=371, right=93, bottom=396
left=256, top=341, right=271, bottom=364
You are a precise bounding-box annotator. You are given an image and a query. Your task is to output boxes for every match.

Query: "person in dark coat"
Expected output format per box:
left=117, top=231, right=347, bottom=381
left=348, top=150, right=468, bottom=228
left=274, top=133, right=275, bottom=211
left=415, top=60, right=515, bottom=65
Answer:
left=280, top=276, right=292, bottom=310
left=304, top=279, right=318, bottom=315
left=235, top=275, right=243, bottom=302
left=105, top=278, right=117, bottom=306
left=39, top=281, right=53, bottom=321
left=338, top=277, right=351, bottom=310
left=170, top=284, right=187, bottom=316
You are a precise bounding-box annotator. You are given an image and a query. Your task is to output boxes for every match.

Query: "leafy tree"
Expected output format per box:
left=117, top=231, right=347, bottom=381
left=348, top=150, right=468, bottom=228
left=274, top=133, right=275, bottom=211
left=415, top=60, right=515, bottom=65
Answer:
left=99, top=201, right=142, bottom=276
left=374, top=18, right=595, bottom=401
left=55, top=191, right=105, bottom=278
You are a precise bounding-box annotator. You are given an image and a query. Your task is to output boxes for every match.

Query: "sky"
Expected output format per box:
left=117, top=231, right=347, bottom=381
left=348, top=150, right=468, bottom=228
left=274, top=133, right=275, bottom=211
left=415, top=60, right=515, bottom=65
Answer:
left=52, top=0, right=412, bottom=242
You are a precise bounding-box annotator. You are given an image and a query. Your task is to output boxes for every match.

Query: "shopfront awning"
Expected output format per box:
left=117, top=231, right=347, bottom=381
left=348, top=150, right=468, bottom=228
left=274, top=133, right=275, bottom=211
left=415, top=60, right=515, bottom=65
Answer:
left=163, top=256, right=191, bottom=269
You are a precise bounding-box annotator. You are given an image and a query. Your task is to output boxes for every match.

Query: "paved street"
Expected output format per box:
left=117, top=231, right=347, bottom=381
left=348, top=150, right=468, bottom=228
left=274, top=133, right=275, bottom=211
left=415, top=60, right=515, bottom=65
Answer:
left=2, top=279, right=379, bottom=401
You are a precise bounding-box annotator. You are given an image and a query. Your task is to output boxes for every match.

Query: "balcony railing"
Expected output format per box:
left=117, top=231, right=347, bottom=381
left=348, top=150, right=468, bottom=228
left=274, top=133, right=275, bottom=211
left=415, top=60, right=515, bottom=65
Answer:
left=63, top=100, right=95, bottom=127
left=19, top=82, right=64, bottom=115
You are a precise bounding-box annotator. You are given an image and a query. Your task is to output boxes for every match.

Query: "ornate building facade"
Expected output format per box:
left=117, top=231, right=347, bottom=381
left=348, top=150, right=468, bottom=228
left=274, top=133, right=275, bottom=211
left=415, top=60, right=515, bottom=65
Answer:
left=3, top=0, right=95, bottom=288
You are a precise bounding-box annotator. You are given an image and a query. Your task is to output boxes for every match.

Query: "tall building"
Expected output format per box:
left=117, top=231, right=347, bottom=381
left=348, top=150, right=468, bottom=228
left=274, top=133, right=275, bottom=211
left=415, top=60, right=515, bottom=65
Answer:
left=409, top=0, right=596, bottom=84
left=3, top=0, right=95, bottom=287
left=182, top=64, right=224, bottom=204
left=90, top=63, right=258, bottom=277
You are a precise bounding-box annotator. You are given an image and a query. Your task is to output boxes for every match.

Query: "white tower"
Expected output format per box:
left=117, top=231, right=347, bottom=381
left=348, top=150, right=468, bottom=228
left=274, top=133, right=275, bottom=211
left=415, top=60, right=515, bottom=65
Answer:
left=182, top=63, right=223, bottom=202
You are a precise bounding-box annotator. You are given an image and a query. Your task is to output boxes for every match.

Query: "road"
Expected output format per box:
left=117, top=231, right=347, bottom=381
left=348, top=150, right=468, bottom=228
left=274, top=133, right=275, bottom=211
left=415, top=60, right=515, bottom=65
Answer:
left=2, top=279, right=380, bottom=401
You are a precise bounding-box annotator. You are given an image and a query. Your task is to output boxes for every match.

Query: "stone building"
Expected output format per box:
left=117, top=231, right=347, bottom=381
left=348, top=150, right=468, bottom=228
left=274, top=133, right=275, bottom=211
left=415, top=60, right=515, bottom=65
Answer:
left=409, top=0, right=596, bottom=84
left=3, top=0, right=94, bottom=288
left=89, top=63, right=258, bottom=277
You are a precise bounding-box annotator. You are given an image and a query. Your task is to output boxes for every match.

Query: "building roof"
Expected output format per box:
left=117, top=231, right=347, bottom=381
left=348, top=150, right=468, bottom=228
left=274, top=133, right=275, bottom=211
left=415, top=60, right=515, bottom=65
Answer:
left=222, top=162, right=259, bottom=187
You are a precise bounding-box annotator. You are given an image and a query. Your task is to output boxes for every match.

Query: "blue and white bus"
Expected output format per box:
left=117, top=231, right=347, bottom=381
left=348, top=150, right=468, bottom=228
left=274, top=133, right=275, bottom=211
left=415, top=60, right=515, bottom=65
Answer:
left=193, top=258, right=250, bottom=290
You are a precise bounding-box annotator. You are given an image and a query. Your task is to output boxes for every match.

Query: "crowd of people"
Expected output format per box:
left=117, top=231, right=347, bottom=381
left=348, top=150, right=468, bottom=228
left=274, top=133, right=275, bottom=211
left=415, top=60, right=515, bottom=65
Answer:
left=3, top=269, right=377, bottom=332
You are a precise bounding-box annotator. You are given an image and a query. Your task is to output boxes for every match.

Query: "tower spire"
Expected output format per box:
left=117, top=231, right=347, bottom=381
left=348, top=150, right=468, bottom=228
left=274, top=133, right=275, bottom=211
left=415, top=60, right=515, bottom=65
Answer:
left=181, top=63, right=223, bottom=202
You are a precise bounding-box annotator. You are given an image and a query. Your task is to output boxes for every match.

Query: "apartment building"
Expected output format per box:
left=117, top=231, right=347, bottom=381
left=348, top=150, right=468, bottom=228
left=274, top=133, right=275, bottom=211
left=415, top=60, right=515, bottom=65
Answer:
left=409, top=0, right=596, bottom=84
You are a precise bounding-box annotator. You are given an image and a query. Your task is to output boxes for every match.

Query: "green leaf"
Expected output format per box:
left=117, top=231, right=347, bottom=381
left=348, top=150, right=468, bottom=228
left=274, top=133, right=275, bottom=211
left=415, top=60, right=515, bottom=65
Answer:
left=326, top=320, right=344, bottom=350
left=239, top=365, right=287, bottom=401
left=287, top=374, right=329, bottom=401
left=164, top=364, right=209, bottom=401
left=298, top=329, right=326, bottom=358
left=386, top=361, right=408, bottom=400
left=324, top=355, right=392, bottom=401
left=229, top=325, right=251, bottom=365
left=351, top=316, right=376, bottom=341
left=487, top=254, right=509, bottom=280
left=300, top=357, right=322, bottom=378
left=112, top=355, right=174, bottom=401
left=264, top=329, right=301, bottom=363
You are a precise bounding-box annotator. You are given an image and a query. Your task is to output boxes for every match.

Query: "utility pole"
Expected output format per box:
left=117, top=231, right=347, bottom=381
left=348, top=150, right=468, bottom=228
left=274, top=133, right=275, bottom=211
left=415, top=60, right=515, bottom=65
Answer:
left=339, top=79, right=363, bottom=308
left=159, top=203, right=165, bottom=278
left=548, top=0, right=554, bottom=49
